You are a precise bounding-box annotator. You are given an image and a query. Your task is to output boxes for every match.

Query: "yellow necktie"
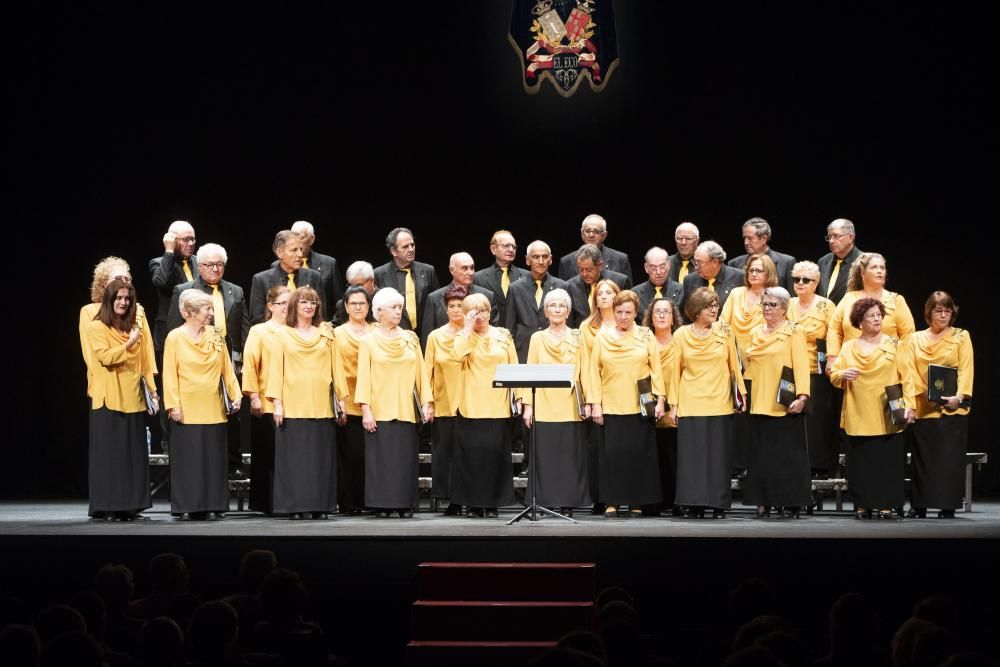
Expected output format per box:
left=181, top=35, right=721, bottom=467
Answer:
left=404, top=268, right=418, bottom=327
left=211, top=285, right=226, bottom=337
left=301, top=256, right=310, bottom=269
left=678, top=259, right=689, bottom=284
left=826, top=259, right=842, bottom=298
left=708, top=278, right=716, bottom=290
left=500, top=266, right=510, bottom=297
left=287, top=273, right=296, bottom=290
left=534, top=279, right=543, bottom=308
left=181, top=259, right=193, bottom=282
left=654, top=286, right=663, bottom=298
left=588, top=283, right=596, bottom=312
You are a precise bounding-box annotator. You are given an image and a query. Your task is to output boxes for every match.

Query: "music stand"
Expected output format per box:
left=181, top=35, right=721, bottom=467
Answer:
left=493, top=364, right=577, bottom=524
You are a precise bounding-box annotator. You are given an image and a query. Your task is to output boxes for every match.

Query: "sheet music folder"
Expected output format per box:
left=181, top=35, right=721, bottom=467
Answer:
left=492, top=364, right=574, bottom=388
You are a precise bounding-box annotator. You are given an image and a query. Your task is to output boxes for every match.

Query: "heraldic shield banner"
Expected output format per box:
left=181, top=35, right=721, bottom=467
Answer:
left=509, top=0, right=619, bottom=97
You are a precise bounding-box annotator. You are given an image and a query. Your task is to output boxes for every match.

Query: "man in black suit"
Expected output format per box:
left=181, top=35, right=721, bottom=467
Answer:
left=149, top=220, right=198, bottom=356
left=565, top=243, right=633, bottom=324
left=421, top=252, right=499, bottom=348
left=373, top=227, right=439, bottom=337
left=474, top=230, right=530, bottom=326
left=680, top=240, right=744, bottom=313
left=166, top=243, right=251, bottom=478
left=331, top=260, right=376, bottom=326
left=557, top=213, right=633, bottom=283
left=290, top=220, right=345, bottom=309
left=818, top=218, right=864, bottom=305
left=248, top=230, right=324, bottom=324
left=726, top=217, right=797, bottom=291
left=633, top=246, right=684, bottom=323
left=505, top=240, right=569, bottom=363
left=669, top=221, right=700, bottom=285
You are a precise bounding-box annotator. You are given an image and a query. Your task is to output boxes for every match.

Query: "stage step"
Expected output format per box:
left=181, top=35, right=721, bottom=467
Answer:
left=416, top=562, right=596, bottom=601
left=406, top=640, right=556, bottom=666
left=412, top=600, right=593, bottom=641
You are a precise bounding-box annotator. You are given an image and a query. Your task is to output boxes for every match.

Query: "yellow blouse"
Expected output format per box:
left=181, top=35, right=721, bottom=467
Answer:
left=163, top=326, right=240, bottom=425
left=744, top=321, right=811, bottom=417
left=453, top=327, right=518, bottom=419
left=355, top=329, right=432, bottom=423
left=827, top=290, right=915, bottom=357
left=588, top=325, right=665, bottom=415
left=241, top=322, right=283, bottom=414
left=829, top=335, right=915, bottom=436
left=654, top=337, right=678, bottom=429
left=266, top=323, right=337, bottom=419
left=334, top=322, right=374, bottom=417
left=905, top=327, right=974, bottom=419
left=668, top=321, right=746, bottom=418
left=719, top=286, right=765, bottom=356
left=84, top=320, right=157, bottom=413
left=522, top=328, right=585, bottom=423
left=80, top=302, right=155, bottom=397
left=787, top=296, right=834, bottom=374
left=424, top=324, right=465, bottom=418
left=578, top=317, right=614, bottom=402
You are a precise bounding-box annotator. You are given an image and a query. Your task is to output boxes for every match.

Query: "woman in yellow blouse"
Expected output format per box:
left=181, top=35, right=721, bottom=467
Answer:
left=333, top=285, right=374, bottom=515
left=267, top=287, right=340, bottom=520
left=826, top=252, right=915, bottom=368
left=163, top=289, right=241, bottom=521
left=786, top=261, right=837, bottom=475
left=355, top=287, right=433, bottom=518
left=742, top=287, right=812, bottom=518
left=643, top=296, right=682, bottom=516
left=522, top=288, right=591, bottom=516
left=667, top=288, right=746, bottom=519
left=588, top=290, right=665, bottom=517
left=83, top=280, right=157, bottom=521
left=829, top=297, right=916, bottom=520
left=452, top=293, right=518, bottom=518
left=904, top=292, right=974, bottom=519
left=241, top=285, right=289, bottom=515
left=424, top=284, right=469, bottom=515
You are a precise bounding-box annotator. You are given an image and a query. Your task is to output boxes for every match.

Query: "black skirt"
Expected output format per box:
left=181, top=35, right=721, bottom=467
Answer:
left=431, top=416, right=457, bottom=499
left=451, top=416, right=515, bottom=508
left=338, top=415, right=366, bottom=512
left=364, top=420, right=419, bottom=510
left=273, top=418, right=337, bottom=514
left=676, top=415, right=733, bottom=509
left=249, top=413, right=275, bottom=514
left=804, top=374, right=837, bottom=471
left=909, top=416, right=967, bottom=510
left=169, top=422, right=229, bottom=514
left=846, top=433, right=905, bottom=510
left=585, top=420, right=603, bottom=503
left=599, top=414, right=662, bottom=506
left=655, top=426, right=678, bottom=509
left=743, top=414, right=812, bottom=508
left=531, top=421, right=591, bottom=508
left=88, top=407, right=151, bottom=513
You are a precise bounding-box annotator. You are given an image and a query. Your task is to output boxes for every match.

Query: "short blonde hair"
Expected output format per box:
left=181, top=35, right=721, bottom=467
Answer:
left=461, top=293, right=490, bottom=315
left=179, top=288, right=212, bottom=316
left=791, top=260, right=820, bottom=281
left=543, top=288, right=571, bottom=311
left=90, top=256, right=130, bottom=303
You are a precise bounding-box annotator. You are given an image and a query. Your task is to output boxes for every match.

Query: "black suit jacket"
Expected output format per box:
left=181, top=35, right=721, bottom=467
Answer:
left=818, top=246, right=864, bottom=305
left=473, top=263, right=531, bottom=327
left=505, top=273, right=569, bottom=363
left=680, top=265, right=745, bottom=315
left=633, top=279, right=684, bottom=324
left=565, top=269, right=632, bottom=324
left=373, top=260, right=439, bottom=335
left=727, top=247, right=798, bottom=292
left=558, top=244, right=633, bottom=283
left=149, top=252, right=198, bottom=351
left=667, top=253, right=695, bottom=284
left=248, top=266, right=324, bottom=325
left=420, top=283, right=500, bottom=349
left=166, top=277, right=251, bottom=356
left=272, top=249, right=344, bottom=313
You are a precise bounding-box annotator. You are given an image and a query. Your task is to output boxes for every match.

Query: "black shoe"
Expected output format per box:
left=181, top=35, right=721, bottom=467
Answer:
left=485, top=508, right=499, bottom=518
left=289, top=512, right=304, bottom=520
left=774, top=507, right=786, bottom=519
left=89, top=511, right=109, bottom=521
left=671, top=506, right=685, bottom=517
left=468, top=507, right=485, bottom=518
left=754, top=507, right=769, bottom=519
left=229, top=467, right=248, bottom=480
left=443, top=503, right=462, bottom=516
left=312, top=512, right=329, bottom=520
left=560, top=507, right=574, bottom=518
left=176, top=513, right=193, bottom=521
left=786, top=508, right=801, bottom=519
left=854, top=509, right=870, bottom=520
left=937, top=509, right=956, bottom=519
left=206, top=512, right=224, bottom=521
left=687, top=507, right=705, bottom=519
left=712, top=509, right=726, bottom=519
left=591, top=502, right=606, bottom=515
left=905, top=507, right=927, bottom=519
left=877, top=510, right=896, bottom=521
left=374, top=510, right=390, bottom=518
left=398, top=509, right=413, bottom=518
left=123, top=511, right=149, bottom=521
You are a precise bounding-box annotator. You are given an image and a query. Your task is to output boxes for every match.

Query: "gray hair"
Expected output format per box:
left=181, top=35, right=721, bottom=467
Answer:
left=291, top=220, right=314, bottom=237
left=581, top=213, right=607, bottom=232
left=179, top=288, right=212, bottom=316
left=168, top=220, right=193, bottom=235
left=371, top=287, right=404, bottom=319
left=764, top=286, right=791, bottom=309
left=644, top=246, right=668, bottom=263
left=526, top=240, right=551, bottom=256
left=385, top=227, right=413, bottom=250
left=743, top=217, right=772, bottom=240
left=675, top=221, right=700, bottom=238
left=576, top=243, right=604, bottom=264
left=696, top=240, right=727, bottom=262
left=827, top=218, right=855, bottom=235
left=196, top=243, right=228, bottom=265
left=543, top=288, right=571, bottom=311
left=345, top=260, right=374, bottom=284
left=792, top=260, right=820, bottom=281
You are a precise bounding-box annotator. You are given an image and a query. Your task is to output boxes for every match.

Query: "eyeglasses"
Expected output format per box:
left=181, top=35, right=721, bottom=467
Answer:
left=931, top=307, right=953, bottom=315
left=652, top=308, right=673, bottom=316
left=582, top=227, right=605, bottom=235
left=201, top=262, right=224, bottom=269
left=863, top=312, right=883, bottom=320
left=747, top=268, right=765, bottom=274
left=299, top=300, right=319, bottom=307
left=269, top=300, right=289, bottom=307
left=761, top=302, right=782, bottom=310
left=347, top=301, right=368, bottom=308
left=705, top=303, right=720, bottom=310
left=824, top=233, right=850, bottom=242
left=493, top=242, right=517, bottom=250
left=175, top=236, right=196, bottom=244
left=792, top=276, right=815, bottom=284
left=675, top=236, right=697, bottom=243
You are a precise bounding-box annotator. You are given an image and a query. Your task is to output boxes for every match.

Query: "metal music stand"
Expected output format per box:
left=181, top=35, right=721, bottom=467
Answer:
left=492, top=364, right=577, bottom=524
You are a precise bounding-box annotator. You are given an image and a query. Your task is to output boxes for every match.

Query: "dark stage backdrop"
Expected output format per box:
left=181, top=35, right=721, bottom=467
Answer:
left=9, top=3, right=992, bottom=497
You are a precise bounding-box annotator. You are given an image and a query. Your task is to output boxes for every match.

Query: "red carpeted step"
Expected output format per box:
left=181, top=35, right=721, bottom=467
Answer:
left=405, top=640, right=556, bottom=667
left=411, top=600, right=594, bottom=641
left=416, top=561, right=596, bottom=601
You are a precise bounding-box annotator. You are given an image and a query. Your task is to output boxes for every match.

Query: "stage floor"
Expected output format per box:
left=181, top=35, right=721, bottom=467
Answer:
left=3, top=499, right=999, bottom=539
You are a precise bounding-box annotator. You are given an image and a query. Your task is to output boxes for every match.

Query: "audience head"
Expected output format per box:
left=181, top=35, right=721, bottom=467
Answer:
left=754, top=631, right=810, bottom=667
left=186, top=600, right=239, bottom=661
left=148, top=553, right=189, bottom=594
left=828, top=592, right=878, bottom=655
left=35, top=604, right=86, bottom=645
left=39, top=631, right=104, bottom=667
left=93, top=563, right=135, bottom=614
left=259, top=568, right=309, bottom=623
left=0, top=624, right=40, bottom=667
left=239, top=549, right=278, bottom=595
left=732, top=618, right=783, bottom=653
left=68, top=591, right=106, bottom=643
left=596, top=586, right=635, bottom=611
left=557, top=630, right=606, bottom=662
left=138, top=617, right=185, bottom=667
